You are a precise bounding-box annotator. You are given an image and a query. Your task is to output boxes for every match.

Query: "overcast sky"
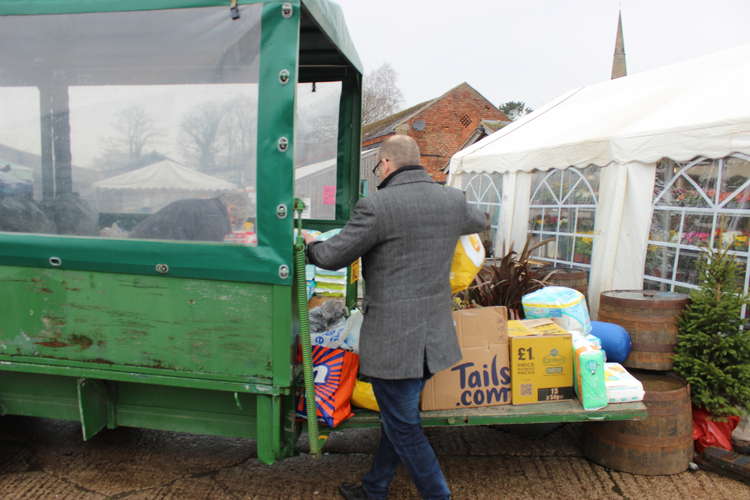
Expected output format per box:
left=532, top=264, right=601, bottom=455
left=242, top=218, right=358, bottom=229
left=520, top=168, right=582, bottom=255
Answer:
left=337, top=0, right=750, bottom=110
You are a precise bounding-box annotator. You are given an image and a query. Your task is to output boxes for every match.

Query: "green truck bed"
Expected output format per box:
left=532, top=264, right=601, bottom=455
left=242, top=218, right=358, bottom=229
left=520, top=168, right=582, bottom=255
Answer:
left=337, top=400, right=647, bottom=429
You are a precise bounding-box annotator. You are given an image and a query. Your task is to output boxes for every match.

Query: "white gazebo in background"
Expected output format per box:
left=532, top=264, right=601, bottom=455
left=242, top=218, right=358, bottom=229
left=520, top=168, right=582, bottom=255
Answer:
left=94, top=158, right=236, bottom=213
left=448, top=44, right=750, bottom=317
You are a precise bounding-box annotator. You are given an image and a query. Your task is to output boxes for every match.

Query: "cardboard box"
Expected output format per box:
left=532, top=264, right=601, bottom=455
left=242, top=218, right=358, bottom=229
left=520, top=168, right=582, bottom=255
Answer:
left=421, top=306, right=511, bottom=411
left=508, top=319, right=574, bottom=405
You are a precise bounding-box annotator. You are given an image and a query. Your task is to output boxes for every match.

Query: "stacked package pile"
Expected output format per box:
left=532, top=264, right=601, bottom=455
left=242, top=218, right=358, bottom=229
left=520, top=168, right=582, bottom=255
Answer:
left=309, top=229, right=347, bottom=298
left=571, top=331, right=608, bottom=410
left=604, top=363, right=645, bottom=403
left=314, top=267, right=347, bottom=297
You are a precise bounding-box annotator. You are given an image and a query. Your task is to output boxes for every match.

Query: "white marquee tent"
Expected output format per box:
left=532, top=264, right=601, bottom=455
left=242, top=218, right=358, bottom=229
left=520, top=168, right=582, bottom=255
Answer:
left=94, top=159, right=236, bottom=213
left=448, top=43, right=750, bottom=316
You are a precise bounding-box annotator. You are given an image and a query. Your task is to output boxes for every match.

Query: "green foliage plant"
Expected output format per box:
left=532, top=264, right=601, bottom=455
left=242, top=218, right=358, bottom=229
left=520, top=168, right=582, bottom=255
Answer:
left=673, top=246, right=750, bottom=417
left=461, top=236, right=555, bottom=317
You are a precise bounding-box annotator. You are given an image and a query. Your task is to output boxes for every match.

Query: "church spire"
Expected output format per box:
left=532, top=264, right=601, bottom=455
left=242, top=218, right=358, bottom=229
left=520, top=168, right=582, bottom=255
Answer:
left=611, top=10, right=627, bottom=79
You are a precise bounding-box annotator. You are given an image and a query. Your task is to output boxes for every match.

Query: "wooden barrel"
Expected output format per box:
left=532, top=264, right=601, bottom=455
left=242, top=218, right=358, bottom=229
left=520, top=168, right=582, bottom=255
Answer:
left=531, top=266, right=589, bottom=300
left=598, top=290, right=689, bottom=371
left=583, top=371, right=693, bottom=475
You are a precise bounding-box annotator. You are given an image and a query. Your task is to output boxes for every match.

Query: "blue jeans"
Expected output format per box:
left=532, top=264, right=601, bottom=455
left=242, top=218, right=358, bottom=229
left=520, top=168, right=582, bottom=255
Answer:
left=361, top=377, right=451, bottom=500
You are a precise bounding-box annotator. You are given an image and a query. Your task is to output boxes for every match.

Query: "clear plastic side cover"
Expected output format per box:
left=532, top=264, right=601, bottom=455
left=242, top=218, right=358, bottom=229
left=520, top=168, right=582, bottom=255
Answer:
left=0, top=6, right=261, bottom=244
left=293, top=82, right=341, bottom=220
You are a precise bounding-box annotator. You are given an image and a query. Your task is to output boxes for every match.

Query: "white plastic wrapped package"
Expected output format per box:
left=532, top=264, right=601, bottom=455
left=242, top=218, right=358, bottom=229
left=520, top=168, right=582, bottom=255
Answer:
left=572, top=332, right=607, bottom=410
left=310, top=319, right=346, bottom=349
left=522, top=286, right=592, bottom=334
left=341, top=309, right=363, bottom=353
left=604, top=363, right=645, bottom=403
left=309, top=300, right=348, bottom=349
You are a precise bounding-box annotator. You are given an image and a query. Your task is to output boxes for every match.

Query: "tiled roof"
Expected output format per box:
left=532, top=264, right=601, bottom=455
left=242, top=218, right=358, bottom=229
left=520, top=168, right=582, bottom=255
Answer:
left=361, top=98, right=435, bottom=141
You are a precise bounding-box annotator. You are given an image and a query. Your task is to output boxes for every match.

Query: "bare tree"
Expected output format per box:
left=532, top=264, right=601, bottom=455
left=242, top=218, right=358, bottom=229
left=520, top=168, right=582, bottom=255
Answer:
left=97, top=105, right=162, bottom=170
left=179, top=101, right=224, bottom=171
left=498, top=101, right=534, bottom=121
left=362, top=62, right=404, bottom=124
left=216, top=96, right=257, bottom=184
left=179, top=97, right=258, bottom=185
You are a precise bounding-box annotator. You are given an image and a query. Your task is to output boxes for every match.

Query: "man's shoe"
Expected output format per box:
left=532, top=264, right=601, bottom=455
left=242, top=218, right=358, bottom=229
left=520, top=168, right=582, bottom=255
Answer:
left=338, top=482, right=368, bottom=500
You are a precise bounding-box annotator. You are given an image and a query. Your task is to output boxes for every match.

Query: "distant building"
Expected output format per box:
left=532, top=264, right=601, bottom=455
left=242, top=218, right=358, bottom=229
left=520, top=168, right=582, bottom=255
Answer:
left=611, top=10, right=627, bottom=79
left=361, top=82, right=510, bottom=184
left=295, top=83, right=509, bottom=217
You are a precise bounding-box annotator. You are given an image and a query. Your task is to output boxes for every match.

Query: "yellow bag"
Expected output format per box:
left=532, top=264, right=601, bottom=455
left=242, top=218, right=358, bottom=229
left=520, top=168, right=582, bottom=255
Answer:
left=449, top=234, right=485, bottom=294
left=351, top=380, right=380, bottom=411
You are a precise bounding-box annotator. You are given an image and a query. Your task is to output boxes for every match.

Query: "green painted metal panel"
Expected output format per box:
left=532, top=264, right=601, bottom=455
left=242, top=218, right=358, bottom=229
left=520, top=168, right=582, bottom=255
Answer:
left=77, top=378, right=109, bottom=440
left=0, top=358, right=282, bottom=393
left=0, top=371, right=80, bottom=420
left=0, top=267, right=277, bottom=381
left=337, top=401, right=649, bottom=429
left=256, top=394, right=281, bottom=464
left=114, top=381, right=260, bottom=439
left=0, top=371, right=270, bottom=441
left=271, top=285, right=294, bottom=389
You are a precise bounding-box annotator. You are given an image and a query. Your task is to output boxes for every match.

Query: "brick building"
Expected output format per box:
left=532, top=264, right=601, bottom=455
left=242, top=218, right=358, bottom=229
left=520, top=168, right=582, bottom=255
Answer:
left=361, top=82, right=509, bottom=183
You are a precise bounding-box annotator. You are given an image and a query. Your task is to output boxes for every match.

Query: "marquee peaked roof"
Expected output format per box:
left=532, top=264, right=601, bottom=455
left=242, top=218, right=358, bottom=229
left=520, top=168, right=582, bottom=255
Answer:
left=450, top=43, right=750, bottom=177
left=94, top=159, right=236, bottom=191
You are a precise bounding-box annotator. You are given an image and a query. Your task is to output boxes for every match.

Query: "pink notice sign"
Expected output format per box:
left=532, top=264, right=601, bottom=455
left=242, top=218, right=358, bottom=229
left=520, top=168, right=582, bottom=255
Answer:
left=322, top=185, right=336, bottom=205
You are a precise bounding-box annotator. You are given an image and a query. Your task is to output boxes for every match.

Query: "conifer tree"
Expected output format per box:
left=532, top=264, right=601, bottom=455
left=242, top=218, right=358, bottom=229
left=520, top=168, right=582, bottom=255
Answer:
left=673, top=246, right=750, bottom=417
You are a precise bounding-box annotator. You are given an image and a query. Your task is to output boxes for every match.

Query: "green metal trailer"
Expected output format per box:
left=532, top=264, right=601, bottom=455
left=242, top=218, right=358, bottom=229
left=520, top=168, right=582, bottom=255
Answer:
left=0, top=0, right=645, bottom=465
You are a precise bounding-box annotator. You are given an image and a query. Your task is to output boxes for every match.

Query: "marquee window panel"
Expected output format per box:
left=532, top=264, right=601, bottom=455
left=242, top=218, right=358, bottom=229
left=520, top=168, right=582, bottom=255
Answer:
left=527, top=166, right=599, bottom=270
left=645, top=154, right=750, bottom=317
left=464, top=172, right=502, bottom=253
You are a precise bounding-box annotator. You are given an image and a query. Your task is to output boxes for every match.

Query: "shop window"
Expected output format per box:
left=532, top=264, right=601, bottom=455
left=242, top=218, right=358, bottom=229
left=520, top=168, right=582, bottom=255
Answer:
left=527, top=166, right=600, bottom=269
left=464, top=173, right=502, bottom=255
left=645, top=154, right=750, bottom=317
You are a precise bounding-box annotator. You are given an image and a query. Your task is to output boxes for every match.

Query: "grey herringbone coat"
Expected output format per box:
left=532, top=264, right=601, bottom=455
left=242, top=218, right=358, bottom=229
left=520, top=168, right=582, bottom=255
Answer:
left=307, top=167, right=487, bottom=379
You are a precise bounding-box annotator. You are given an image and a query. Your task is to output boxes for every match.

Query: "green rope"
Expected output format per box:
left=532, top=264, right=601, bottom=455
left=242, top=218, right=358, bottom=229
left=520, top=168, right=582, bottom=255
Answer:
left=293, top=198, right=321, bottom=457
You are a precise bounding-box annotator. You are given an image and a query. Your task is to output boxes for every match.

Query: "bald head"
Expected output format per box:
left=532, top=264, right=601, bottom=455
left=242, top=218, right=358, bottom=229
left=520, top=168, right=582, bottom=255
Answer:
left=378, top=135, right=421, bottom=169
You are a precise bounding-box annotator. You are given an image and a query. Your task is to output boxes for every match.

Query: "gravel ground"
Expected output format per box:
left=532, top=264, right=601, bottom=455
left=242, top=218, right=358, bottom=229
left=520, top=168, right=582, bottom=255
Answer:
left=1, top=416, right=748, bottom=499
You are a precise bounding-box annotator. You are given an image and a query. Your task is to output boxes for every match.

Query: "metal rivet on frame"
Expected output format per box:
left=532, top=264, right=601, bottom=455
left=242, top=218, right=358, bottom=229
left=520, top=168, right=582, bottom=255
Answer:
left=155, top=264, right=169, bottom=274
left=281, top=3, right=293, bottom=18
left=277, top=137, right=289, bottom=152
left=276, top=204, right=288, bottom=219
left=278, top=265, right=290, bottom=280
left=278, top=69, right=290, bottom=85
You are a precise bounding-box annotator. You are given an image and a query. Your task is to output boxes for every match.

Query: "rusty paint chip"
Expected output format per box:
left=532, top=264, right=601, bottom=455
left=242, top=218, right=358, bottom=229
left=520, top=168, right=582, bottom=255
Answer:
left=35, top=341, right=68, bottom=348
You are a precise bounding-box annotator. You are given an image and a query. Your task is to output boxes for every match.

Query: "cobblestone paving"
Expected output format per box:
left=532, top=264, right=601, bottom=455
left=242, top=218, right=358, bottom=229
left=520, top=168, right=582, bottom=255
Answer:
left=1, top=416, right=749, bottom=499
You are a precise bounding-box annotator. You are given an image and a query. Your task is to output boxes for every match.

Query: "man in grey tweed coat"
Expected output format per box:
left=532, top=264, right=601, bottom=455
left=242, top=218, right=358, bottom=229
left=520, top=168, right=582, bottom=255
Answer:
left=305, top=135, right=487, bottom=500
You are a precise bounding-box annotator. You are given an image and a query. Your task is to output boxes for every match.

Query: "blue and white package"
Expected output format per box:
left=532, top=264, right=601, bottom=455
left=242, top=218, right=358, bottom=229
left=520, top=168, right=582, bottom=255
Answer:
left=311, top=320, right=347, bottom=349
left=522, top=286, right=592, bottom=334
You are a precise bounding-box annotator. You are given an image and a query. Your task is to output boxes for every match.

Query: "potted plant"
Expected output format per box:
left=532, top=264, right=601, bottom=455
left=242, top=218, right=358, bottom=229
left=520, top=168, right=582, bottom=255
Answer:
left=573, top=235, right=593, bottom=264
left=456, top=237, right=555, bottom=317
left=673, top=245, right=750, bottom=452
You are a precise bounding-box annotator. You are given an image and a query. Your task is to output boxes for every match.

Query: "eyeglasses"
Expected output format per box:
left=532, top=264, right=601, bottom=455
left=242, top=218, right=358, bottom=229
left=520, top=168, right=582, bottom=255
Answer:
left=372, top=158, right=385, bottom=176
